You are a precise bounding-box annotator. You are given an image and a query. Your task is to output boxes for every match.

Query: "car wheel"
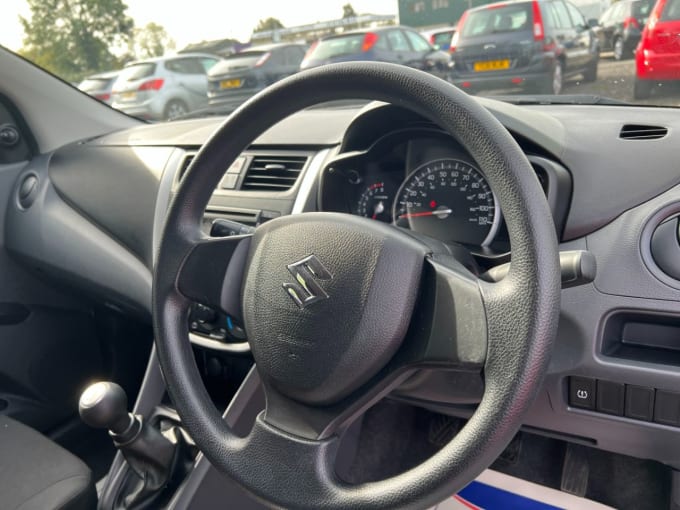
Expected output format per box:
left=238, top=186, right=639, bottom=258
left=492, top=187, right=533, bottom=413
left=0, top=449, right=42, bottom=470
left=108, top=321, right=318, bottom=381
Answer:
left=538, top=61, right=563, bottom=95
left=634, top=78, right=652, bottom=99
left=583, top=54, right=598, bottom=83
left=164, top=99, right=188, bottom=120
left=613, top=37, right=624, bottom=61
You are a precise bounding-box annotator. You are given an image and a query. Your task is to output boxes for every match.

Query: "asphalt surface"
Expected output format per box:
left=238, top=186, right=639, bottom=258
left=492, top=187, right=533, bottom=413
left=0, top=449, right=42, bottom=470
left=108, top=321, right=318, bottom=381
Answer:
left=562, top=52, right=680, bottom=106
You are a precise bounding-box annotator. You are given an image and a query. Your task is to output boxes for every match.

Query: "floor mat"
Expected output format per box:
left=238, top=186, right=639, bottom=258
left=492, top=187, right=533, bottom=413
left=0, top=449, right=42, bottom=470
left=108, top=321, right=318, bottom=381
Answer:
left=435, top=470, right=615, bottom=510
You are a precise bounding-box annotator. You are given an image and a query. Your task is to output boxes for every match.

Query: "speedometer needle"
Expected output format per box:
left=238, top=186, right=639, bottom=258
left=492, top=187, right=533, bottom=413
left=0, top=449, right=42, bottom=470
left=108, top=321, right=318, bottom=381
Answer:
left=398, top=209, right=452, bottom=219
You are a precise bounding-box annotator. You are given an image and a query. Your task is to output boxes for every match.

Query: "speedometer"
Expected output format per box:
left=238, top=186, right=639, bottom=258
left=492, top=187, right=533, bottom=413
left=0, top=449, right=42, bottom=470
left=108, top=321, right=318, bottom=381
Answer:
left=393, top=159, right=500, bottom=246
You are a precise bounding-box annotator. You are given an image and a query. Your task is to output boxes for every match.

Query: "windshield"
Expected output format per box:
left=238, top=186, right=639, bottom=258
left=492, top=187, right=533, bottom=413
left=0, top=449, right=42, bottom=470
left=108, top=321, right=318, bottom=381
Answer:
left=462, top=4, right=532, bottom=37
left=1, top=0, right=676, bottom=121
left=117, top=62, right=156, bottom=82
left=210, top=51, right=269, bottom=74
left=307, top=34, right=368, bottom=61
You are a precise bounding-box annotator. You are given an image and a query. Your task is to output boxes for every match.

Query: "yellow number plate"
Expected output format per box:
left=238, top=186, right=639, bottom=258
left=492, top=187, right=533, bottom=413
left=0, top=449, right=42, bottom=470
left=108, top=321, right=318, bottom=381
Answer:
left=121, top=91, right=137, bottom=100
left=220, top=79, right=242, bottom=89
left=473, top=60, right=511, bottom=72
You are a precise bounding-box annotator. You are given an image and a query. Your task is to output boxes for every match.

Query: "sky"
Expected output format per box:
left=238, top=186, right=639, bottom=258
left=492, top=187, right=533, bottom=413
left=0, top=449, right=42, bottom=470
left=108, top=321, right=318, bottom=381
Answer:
left=0, top=0, right=399, bottom=52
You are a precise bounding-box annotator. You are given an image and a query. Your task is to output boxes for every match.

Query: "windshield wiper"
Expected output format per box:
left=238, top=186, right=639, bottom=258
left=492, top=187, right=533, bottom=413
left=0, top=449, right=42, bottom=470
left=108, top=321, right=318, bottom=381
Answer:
left=488, top=94, right=631, bottom=106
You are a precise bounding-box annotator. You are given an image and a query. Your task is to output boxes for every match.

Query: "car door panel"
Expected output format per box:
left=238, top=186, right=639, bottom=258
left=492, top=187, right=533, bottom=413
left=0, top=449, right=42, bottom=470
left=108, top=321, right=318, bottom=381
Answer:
left=0, top=98, right=113, bottom=434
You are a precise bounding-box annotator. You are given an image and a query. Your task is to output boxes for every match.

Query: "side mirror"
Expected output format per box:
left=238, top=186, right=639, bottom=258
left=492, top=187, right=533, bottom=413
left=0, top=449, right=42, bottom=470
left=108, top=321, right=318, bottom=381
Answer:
left=588, top=18, right=599, bottom=28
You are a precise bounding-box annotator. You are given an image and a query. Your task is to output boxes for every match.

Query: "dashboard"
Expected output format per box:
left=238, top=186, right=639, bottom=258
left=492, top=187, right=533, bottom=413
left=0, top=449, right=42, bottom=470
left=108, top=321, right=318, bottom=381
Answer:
left=319, top=127, right=569, bottom=258
left=8, top=97, right=680, bottom=473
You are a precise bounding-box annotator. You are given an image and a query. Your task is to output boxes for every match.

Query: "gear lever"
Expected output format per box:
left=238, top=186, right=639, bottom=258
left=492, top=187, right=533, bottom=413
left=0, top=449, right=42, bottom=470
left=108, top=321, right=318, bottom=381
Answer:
left=79, top=382, right=190, bottom=509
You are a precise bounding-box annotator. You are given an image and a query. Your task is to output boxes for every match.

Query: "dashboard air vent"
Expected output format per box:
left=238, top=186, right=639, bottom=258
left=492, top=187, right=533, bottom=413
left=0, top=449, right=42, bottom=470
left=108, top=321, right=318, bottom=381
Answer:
left=241, top=155, right=308, bottom=191
left=619, top=124, right=668, bottom=140
left=178, top=153, right=195, bottom=181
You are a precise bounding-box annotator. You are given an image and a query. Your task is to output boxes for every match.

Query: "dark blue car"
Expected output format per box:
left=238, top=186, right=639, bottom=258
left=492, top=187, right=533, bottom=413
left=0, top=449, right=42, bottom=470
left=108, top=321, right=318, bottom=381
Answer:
left=300, top=26, right=452, bottom=81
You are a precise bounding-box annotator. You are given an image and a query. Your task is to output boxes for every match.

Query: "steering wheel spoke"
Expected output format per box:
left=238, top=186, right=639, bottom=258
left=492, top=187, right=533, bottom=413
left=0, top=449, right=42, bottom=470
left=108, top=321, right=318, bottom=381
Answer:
left=399, top=255, right=488, bottom=370
left=176, top=234, right=251, bottom=321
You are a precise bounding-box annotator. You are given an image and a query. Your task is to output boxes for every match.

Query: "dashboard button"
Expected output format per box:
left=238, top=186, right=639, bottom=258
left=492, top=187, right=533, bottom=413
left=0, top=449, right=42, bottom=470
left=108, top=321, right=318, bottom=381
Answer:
left=569, top=376, right=596, bottom=409
left=625, top=385, right=655, bottom=421
left=654, top=390, right=680, bottom=426
left=596, top=380, right=625, bottom=415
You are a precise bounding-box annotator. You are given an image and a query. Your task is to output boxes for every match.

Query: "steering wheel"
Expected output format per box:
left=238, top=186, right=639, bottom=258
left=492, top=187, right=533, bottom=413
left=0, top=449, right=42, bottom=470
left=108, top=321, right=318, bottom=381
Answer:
left=153, top=62, right=560, bottom=509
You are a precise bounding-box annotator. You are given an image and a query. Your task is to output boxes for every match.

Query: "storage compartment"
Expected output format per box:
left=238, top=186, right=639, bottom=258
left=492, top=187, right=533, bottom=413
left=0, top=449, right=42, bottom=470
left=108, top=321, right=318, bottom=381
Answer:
left=602, top=311, right=680, bottom=366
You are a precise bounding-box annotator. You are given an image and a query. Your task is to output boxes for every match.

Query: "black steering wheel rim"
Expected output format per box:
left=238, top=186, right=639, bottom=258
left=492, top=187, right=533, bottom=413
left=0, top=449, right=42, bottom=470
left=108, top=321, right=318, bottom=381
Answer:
left=153, top=62, right=560, bottom=509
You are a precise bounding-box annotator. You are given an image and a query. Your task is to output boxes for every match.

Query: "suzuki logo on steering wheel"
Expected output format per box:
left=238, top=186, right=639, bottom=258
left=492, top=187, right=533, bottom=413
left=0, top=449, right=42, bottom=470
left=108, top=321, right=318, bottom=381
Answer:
left=283, top=254, right=333, bottom=309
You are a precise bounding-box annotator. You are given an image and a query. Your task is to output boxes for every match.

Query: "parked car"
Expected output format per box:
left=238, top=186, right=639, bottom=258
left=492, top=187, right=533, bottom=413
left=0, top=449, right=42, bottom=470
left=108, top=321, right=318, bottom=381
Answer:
left=300, top=26, right=452, bottom=81
left=111, top=53, right=219, bottom=120
left=449, top=0, right=600, bottom=95
left=595, top=0, right=655, bottom=60
left=634, top=0, right=680, bottom=98
left=77, top=70, right=119, bottom=104
left=207, top=43, right=306, bottom=110
left=421, top=26, right=457, bottom=51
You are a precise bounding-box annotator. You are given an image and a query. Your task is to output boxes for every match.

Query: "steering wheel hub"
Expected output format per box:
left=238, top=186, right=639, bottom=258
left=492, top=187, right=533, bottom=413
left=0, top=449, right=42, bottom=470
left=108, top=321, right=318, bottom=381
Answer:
left=244, top=213, right=428, bottom=405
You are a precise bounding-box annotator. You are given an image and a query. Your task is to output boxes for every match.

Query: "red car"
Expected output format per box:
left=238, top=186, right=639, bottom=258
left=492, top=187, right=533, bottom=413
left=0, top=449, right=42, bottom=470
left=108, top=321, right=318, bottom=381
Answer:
left=634, top=0, right=680, bottom=98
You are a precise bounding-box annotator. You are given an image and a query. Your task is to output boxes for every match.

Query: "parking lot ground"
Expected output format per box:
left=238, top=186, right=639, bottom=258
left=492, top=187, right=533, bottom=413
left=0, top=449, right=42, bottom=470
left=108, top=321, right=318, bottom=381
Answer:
left=563, top=53, right=680, bottom=107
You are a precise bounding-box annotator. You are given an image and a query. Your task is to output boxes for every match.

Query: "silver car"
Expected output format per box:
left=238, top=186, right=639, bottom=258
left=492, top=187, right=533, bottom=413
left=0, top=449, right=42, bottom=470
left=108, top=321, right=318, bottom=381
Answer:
left=77, top=70, right=119, bottom=104
left=111, top=53, right=219, bottom=120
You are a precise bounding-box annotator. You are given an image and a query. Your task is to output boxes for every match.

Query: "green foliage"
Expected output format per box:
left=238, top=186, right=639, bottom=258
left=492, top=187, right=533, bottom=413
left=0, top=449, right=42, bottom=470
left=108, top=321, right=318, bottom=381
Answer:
left=131, top=22, right=175, bottom=59
left=19, top=0, right=134, bottom=83
left=253, top=17, right=285, bottom=33
left=343, top=3, right=357, bottom=18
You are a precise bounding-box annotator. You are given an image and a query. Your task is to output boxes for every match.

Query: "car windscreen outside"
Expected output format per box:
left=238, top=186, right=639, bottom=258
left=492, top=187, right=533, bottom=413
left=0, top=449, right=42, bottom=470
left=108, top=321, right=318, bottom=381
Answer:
left=461, top=4, right=533, bottom=37
left=210, top=52, right=267, bottom=74
left=308, top=34, right=366, bottom=60
left=78, top=78, right=111, bottom=91
left=433, top=31, right=454, bottom=47
left=117, top=63, right=156, bottom=82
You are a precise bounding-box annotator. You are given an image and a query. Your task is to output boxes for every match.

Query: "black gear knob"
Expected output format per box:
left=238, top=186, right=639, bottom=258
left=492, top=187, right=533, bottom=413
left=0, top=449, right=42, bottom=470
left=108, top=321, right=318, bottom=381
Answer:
left=79, top=381, right=133, bottom=435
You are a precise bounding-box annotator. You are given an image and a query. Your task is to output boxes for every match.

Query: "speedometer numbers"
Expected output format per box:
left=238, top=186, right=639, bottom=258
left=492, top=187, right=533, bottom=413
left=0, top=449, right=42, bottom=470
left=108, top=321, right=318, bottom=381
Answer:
left=357, top=182, right=393, bottom=222
left=394, top=159, right=499, bottom=246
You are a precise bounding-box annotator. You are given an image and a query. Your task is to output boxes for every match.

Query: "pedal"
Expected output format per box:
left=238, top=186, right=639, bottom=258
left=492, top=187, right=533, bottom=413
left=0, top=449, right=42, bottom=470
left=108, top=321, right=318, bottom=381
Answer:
left=498, top=433, right=522, bottom=464
left=561, top=443, right=590, bottom=497
left=427, top=414, right=460, bottom=447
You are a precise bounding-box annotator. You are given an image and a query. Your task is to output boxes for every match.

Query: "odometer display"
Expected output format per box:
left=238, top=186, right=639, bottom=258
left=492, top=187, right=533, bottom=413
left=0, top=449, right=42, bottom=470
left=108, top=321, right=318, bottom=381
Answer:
left=393, top=159, right=499, bottom=246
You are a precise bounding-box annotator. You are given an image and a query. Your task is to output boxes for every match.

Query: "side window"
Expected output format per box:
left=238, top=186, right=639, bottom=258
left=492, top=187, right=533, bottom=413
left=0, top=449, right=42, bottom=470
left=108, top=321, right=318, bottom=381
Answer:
left=375, top=34, right=389, bottom=50
left=565, top=2, right=587, bottom=27
left=166, top=58, right=204, bottom=74
left=661, top=0, right=680, bottom=20
left=266, top=50, right=284, bottom=66
left=599, top=5, right=615, bottom=24
left=386, top=30, right=410, bottom=51
left=404, top=30, right=432, bottom=52
left=550, top=1, right=574, bottom=28
left=613, top=2, right=628, bottom=20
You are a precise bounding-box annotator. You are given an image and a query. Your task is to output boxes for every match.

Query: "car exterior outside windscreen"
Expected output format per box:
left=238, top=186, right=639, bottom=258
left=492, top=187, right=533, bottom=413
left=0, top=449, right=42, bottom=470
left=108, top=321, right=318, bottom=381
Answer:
left=448, top=0, right=600, bottom=95
left=111, top=53, right=219, bottom=120
left=595, top=0, right=655, bottom=60
left=77, top=71, right=119, bottom=104
left=635, top=0, right=680, bottom=98
left=207, top=43, right=306, bottom=110
left=300, top=26, right=452, bottom=81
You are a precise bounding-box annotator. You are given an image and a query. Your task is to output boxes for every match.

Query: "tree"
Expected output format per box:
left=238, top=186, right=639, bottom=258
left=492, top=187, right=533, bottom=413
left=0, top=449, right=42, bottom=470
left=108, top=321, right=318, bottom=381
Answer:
left=343, top=3, right=357, bottom=18
left=253, top=17, right=284, bottom=33
left=131, top=22, right=175, bottom=59
left=19, top=0, right=134, bottom=83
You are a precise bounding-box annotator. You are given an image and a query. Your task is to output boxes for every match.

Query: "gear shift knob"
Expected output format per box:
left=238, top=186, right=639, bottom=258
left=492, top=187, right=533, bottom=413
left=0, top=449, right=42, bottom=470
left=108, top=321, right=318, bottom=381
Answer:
left=79, top=381, right=132, bottom=435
